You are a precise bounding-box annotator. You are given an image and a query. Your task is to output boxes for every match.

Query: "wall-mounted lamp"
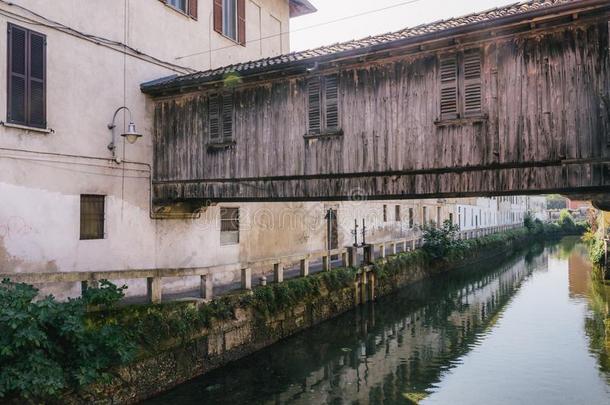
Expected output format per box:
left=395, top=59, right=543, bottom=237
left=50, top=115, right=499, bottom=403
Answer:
left=108, top=106, right=142, bottom=163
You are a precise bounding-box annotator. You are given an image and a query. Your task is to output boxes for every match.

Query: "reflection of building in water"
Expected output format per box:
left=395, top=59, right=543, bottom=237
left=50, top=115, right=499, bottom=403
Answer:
left=268, top=255, right=539, bottom=404
left=568, top=252, right=591, bottom=299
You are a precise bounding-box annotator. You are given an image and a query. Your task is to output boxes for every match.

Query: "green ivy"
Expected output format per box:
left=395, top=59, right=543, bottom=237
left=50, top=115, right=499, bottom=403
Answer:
left=0, top=279, right=135, bottom=401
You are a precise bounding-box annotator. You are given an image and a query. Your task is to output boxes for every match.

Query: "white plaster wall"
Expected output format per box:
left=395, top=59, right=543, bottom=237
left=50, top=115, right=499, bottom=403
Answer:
left=0, top=0, right=293, bottom=295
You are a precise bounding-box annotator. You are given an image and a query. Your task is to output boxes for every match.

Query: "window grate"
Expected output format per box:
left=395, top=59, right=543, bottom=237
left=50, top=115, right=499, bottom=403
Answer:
left=80, top=195, right=105, bottom=240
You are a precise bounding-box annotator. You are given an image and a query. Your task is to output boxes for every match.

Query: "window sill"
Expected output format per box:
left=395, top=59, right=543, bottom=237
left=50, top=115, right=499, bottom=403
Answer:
left=434, top=115, right=488, bottom=127
left=304, top=129, right=344, bottom=140
left=1, top=121, right=54, bottom=134
left=206, top=140, right=236, bottom=151
left=216, top=31, right=245, bottom=47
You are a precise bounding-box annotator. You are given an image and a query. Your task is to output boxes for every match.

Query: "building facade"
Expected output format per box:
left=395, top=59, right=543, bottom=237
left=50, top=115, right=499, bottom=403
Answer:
left=1, top=0, right=537, bottom=300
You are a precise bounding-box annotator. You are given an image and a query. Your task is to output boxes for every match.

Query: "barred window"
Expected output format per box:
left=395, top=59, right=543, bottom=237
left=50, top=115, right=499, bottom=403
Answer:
left=220, top=207, right=239, bottom=245
left=80, top=195, right=105, bottom=240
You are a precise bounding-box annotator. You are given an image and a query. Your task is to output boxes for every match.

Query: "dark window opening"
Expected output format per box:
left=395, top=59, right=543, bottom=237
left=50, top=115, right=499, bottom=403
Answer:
left=383, top=205, right=388, bottom=222
left=80, top=195, right=105, bottom=240
left=7, top=24, right=46, bottom=128
left=409, top=208, right=414, bottom=228
left=395, top=205, right=401, bottom=222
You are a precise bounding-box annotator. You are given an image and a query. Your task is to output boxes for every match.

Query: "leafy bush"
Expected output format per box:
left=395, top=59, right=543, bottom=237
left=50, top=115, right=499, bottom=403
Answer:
left=421, top=220, right=465, bottom=260
left=0, top=279, right=135, bottom=401
left=559, top=209, right=576, bottom=232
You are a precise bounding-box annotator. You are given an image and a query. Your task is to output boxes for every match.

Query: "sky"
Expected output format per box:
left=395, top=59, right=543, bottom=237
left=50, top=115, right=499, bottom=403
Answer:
left=290, top=0, right=522, bottom=51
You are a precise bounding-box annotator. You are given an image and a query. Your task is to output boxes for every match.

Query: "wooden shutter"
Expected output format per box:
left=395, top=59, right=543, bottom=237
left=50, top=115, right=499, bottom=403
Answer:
left=213, top=0, right=223, bottom=34
left=28, top=31, right=46, bottom=128
left=7, top=24, right=27, bottom=125
left=237, top=0, right=246, bottom=46
left=209, top=94, right=221, bottom=142
left=221, top=92, right=233, bottom=142
left=188, top=0, right=198, bottom=19
left=463, top=50, right=482, bottom=116
left=308, top=78, right=321, bottom=134
left=439, top=55, right=458, bottom=120
left=325, top=75, right=339, bottom=129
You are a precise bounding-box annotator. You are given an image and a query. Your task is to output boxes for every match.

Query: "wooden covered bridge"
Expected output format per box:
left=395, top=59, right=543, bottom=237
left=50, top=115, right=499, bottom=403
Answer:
left=141, top=0, right=610, bottom=209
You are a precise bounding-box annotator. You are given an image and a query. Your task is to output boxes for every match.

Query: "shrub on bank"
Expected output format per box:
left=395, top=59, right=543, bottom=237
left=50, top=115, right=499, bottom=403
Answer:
left=0, top=280, right=135, bottom=402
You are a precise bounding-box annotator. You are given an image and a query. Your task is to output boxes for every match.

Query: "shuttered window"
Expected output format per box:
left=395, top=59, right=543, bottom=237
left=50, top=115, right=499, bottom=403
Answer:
left=307, top=74, right=340, bottom=134
left=463, top=50, right=482, bottom=116
left=440, top=55, right=458, bottom=120
left=439, top=49, right=482, bottom=120
left=209, top=92, right=233, bottom=144
left=214, top=0, right=246, bottom=45
left=7, top=24, right=46, bottom=128
left=80, top=195, right=105, bottom=240
left=220, top=207, right=239, bottom=245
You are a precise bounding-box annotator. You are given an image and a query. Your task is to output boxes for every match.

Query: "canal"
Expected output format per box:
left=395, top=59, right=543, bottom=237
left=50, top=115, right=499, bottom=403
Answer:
left=144, top=238, right=610, bottom=404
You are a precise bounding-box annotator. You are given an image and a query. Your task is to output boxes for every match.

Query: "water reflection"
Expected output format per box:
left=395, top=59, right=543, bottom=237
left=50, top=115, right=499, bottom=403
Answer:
left=144, top=240, right=610, bottom=405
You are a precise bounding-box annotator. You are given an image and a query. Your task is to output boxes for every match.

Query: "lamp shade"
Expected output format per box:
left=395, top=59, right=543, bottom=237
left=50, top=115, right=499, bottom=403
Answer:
left=121, top=122, right=142, bottom=144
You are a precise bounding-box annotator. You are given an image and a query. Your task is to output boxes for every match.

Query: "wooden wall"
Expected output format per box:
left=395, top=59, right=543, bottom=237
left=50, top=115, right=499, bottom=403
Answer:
left=152, top=20, right=610, bottom=203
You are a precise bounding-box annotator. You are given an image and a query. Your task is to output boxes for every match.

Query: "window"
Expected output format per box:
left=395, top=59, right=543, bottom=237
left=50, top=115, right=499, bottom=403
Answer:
left=383, top=205, right=388, bottom=222
left=214, top=0, right=245, bottom=45
left=395, top=205, right=401, bottom=222
left=436, top=207, right=441, bottom=227
left=80, top=195, right=105, bottom=240
left=166, top=0, right=198, bottom=18
left=208, top=92, right=234, bottom=144
left=307, top=75, right=339, bottom=135
left=220, top=207, right=239, bottom=245
left=422, top=207, right=428, bottom=226
left=449, top=213, right=454, bottom=225
left=7, top=24, right=46, bottom=128
left=409, top=208, right=414, bottom=228
left=439, top=49, right=482, bottom=120
left=168, top=0, right=187, bottom=12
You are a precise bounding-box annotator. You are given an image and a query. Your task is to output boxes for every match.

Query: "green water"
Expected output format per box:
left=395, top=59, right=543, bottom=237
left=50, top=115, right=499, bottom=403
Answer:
left=144, top=238, right=610, bottom=404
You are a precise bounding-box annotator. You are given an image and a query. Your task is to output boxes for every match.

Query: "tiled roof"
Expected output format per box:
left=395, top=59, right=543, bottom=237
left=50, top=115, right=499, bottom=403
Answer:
left=142, top=0, right=581, bottom=92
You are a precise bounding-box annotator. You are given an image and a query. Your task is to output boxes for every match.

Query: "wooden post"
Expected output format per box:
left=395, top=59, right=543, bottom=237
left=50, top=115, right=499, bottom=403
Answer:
left=368, top=271, right=376, bottom=301
left=147, top=277, right=162, bottom=304
left=322, top=255, right=331, bottom=271
left=200, top=274, right=213, bottom=300
left=363, top=245, right=373, bottom=264
left=274, top=263, right=284, bottom=283
left=241, top=268, right=252, bottom=290
left=300, top=259, right=309, bottom=277
left=360, top=271, right=368, bottom=304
